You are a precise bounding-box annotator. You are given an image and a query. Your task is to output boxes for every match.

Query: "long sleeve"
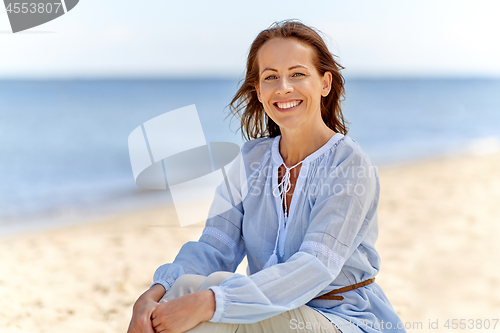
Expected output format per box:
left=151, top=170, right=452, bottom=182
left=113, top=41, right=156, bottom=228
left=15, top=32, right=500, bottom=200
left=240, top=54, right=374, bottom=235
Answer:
left=208, top=143, right=380, bottom=324
left=151, top=151, right=248, bottom=293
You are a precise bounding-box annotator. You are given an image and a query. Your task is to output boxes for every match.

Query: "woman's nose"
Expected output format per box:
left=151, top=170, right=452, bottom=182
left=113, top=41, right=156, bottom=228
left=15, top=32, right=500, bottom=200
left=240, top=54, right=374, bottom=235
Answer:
left=276, top=77, right=293, bottom=95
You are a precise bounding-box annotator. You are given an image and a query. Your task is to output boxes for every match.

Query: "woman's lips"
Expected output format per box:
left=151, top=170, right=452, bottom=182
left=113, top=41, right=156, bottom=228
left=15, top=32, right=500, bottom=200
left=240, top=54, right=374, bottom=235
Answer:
left=273, top=100, right=303, bottom=111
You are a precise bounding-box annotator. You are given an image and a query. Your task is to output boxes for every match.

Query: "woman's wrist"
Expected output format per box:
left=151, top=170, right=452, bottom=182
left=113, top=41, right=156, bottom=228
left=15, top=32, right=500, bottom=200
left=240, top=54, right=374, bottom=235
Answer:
left=141, top=284, right=166, bottom=303
left=197, top=289, right=216, bottom=321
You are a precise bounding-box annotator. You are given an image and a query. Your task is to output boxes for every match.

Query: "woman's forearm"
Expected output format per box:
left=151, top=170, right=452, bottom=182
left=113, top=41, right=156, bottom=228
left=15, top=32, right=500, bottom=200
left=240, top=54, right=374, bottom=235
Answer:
left=143, top=284, right=166, bottom=303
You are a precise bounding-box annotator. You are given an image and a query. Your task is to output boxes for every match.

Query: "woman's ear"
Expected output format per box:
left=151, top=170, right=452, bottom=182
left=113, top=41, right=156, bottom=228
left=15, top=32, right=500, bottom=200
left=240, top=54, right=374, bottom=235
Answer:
left=321, top=71, right=333, bottom=97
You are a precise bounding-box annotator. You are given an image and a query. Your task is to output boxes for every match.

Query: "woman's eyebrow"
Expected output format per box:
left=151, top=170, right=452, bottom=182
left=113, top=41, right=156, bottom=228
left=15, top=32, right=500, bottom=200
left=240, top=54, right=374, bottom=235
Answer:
left=261, top=67, right=277, bottom=75
left=289, top=65, right=308, bottom=71
left=260, top=65, right=308, bottom=75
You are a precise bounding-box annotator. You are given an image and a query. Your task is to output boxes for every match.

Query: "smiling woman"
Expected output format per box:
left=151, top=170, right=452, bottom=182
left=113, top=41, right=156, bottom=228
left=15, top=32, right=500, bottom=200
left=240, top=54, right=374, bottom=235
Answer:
left=127, top=20, right=406, bottom=333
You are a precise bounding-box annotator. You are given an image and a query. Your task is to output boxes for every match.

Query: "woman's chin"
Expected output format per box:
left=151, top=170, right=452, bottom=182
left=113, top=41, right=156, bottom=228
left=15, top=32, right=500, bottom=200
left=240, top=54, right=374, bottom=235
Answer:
left=275, top=120, right=306, bottom=132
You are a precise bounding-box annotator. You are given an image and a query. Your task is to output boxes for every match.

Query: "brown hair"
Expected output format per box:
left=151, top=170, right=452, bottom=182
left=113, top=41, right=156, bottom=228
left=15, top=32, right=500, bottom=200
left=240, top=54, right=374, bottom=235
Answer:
left=229, top=20, right=348, bottom=140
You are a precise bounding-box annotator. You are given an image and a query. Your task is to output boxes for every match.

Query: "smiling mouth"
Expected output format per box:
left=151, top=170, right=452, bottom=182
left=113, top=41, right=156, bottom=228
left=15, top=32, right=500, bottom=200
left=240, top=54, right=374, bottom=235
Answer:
left=274, top=100, right=302, bottom=110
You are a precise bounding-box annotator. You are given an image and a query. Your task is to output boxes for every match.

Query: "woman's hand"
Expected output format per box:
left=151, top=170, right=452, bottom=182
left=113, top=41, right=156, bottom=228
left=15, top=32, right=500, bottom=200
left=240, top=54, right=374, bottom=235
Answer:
left=127, top=284, right=166, bottom=333
left=151, top=290, right=216, bottom=333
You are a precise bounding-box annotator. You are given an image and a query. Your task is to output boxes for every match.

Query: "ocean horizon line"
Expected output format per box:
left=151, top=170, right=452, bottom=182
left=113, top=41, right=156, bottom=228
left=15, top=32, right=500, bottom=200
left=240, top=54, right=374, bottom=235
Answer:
left=1, top=75, right=499, bottom=82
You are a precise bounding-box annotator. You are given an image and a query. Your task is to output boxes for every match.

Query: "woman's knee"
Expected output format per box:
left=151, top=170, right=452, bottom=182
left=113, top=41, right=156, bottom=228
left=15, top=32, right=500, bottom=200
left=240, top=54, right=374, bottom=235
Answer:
left=198, top=271, right=235, bottom=291
left=162, top=274, right=206, bottom=301
left=161, top=272, right=235, bottom=302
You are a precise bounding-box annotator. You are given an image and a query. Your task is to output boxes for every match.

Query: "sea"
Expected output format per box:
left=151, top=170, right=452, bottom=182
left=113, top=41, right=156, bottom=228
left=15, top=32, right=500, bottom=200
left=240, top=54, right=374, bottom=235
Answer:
left=1, top=78, right=499, bottom=236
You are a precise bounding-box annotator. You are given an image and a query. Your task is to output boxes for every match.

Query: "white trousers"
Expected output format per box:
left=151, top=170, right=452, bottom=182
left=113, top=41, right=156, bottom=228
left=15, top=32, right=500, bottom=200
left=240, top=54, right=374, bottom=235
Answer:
left=160, top=272, right=341, bottom=333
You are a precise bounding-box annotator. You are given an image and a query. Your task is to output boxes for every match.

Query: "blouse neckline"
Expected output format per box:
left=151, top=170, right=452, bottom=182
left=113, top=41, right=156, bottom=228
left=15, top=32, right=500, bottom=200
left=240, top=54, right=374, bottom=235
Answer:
left=271, top=132, right=344, bottom=167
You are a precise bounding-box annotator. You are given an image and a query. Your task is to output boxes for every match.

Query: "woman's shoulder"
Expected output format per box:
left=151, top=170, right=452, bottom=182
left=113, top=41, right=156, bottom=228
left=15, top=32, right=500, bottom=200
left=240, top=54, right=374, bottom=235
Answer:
left=328, top=134, right=376, bottom=170
left=241, top=137, right=274, bottom=151
left=322, top=135, right=379, bottom=195
left=240, top=137, right=274, bottom=163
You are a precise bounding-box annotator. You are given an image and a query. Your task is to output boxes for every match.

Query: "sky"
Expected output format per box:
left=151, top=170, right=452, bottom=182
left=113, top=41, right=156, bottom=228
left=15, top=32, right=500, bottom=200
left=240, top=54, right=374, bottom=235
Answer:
left=0, top=0, right=499, bottom=78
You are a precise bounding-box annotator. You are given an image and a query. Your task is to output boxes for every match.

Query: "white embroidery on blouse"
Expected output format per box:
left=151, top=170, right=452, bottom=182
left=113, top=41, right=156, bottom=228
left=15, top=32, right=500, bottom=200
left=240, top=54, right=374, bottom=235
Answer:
left=202, top=226, right=238, bottom=253
left=300, top=241, right=345, bottom=267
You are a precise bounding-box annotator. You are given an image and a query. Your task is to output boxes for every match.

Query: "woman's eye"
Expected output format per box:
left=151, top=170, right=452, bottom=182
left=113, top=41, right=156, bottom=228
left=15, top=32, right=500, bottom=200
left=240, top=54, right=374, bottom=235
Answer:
left=264, top=75, right=277, bottom=80
left=292, top=72, right=305, bottom=77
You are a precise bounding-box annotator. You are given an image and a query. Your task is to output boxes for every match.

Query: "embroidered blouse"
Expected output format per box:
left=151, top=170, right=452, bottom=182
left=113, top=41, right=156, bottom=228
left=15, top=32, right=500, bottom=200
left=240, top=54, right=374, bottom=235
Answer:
left=152, top=133, right=406, bottom=333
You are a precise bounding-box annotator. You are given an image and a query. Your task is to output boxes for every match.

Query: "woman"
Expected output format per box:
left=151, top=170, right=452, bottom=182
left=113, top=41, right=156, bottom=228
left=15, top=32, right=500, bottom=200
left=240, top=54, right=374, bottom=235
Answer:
left=128, top=20, right=405, bottom=333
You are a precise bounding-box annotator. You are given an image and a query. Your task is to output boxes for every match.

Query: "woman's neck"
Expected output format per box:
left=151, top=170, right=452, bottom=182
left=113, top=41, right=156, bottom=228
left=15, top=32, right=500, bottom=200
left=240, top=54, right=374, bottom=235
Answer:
left=279, top=123, right=335, bottom=166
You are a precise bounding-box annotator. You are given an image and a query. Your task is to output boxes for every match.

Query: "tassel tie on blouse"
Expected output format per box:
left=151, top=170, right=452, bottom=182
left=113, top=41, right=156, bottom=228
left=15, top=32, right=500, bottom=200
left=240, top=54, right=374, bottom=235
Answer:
left=264, top=160, right=303, bottom=269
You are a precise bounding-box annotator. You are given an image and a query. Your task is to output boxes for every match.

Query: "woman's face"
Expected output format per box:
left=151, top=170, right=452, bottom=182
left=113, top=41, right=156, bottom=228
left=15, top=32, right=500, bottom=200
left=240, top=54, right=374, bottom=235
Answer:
left=255, top=38, right=332, bottom=133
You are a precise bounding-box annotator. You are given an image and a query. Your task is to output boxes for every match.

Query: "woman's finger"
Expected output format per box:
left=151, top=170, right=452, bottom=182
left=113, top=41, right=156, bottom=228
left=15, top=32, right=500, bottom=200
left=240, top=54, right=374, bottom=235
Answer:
left=142, top=317, right=156, bottom=333
left=151, top=316, right=162, bottom=329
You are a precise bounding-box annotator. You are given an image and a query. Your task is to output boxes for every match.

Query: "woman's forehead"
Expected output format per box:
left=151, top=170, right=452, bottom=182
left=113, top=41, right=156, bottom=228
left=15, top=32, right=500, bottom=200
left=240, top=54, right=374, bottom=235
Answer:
left=257, top=38, right=315, bottom=70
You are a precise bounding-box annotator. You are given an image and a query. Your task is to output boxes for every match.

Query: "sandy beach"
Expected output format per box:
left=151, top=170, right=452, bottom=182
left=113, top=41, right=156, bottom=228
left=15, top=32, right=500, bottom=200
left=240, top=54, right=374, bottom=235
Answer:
left=1, top=151, right=499, bottom=333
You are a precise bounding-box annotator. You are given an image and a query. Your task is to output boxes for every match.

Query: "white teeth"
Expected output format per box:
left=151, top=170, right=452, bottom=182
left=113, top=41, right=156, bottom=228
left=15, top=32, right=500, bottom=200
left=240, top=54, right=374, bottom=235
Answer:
left=276, top=101, right=300, bottom=109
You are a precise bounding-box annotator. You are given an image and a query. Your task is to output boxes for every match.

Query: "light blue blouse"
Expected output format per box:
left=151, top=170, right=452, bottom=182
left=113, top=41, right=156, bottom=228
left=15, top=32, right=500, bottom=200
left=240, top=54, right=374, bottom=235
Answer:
left=152, top=133, right=406, bottom=333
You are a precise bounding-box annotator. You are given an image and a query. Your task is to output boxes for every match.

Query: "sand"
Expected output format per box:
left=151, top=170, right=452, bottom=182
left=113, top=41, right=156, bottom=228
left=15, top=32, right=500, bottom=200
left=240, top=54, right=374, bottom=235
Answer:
left=1, top=152, right=499, bottom=333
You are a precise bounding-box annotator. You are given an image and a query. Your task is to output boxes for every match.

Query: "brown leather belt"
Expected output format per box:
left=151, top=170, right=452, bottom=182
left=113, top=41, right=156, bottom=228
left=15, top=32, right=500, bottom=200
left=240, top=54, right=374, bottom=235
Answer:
left=314, top=278, right=376, bottom=301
